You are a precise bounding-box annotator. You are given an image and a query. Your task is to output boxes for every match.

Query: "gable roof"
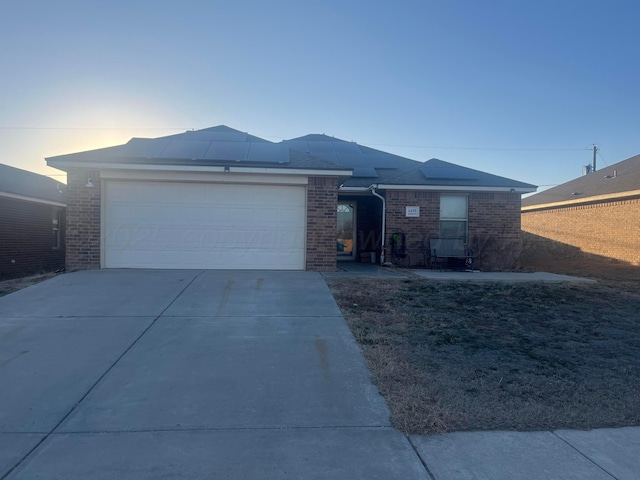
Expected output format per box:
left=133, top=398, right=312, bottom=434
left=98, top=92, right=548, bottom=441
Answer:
left=47, top=126, right=348, bottom=173
left=0, top=164, right=66, bottom=205
left=522, top=154, right=640, bottom=208
left=284, top=134, right=536, bottom=191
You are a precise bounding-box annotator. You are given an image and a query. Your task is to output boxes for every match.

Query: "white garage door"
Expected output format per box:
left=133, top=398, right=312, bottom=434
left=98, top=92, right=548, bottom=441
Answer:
left=104, top=181, right=306, bottom=269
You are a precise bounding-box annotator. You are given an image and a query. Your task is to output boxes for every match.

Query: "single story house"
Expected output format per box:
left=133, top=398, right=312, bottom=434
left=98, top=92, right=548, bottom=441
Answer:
left=0, top=164, right=66, bottom=279
left=522, top=154, right=640, bottom=266
left=46, top=125, right=536, bottom=272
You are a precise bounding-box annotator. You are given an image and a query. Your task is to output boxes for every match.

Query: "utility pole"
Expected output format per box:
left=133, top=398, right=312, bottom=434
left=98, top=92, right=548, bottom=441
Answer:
left=592, top=145, right=598, bottom=172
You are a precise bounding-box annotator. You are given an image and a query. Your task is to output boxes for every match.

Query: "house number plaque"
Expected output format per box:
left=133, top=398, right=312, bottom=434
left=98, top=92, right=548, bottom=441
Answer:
left=405, top=206, right=420, bottom=217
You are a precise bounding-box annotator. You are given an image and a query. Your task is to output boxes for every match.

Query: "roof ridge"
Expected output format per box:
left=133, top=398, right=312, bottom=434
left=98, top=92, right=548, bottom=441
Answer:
left=522, top=153, right=640, bottom=206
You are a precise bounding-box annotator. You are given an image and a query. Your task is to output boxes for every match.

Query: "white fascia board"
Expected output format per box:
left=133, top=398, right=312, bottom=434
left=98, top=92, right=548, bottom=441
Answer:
left=522, top=189, right=640, bottom=211
left=0, top=191, right=66, bottom=207
left=374, top=184, right=536, bottom=193
left=338, top=186, right=372, bottom=192
left=48, top=161, right=350, bottom=177
left=101, top=169, right=310, bottom=185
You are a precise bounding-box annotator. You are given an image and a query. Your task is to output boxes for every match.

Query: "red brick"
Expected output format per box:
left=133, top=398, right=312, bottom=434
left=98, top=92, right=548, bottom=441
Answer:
left=522, top=196, right=640, bottom=266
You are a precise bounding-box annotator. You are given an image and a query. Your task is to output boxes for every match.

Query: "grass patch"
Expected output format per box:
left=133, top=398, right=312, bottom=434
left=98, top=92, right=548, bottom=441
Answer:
left=327, top=277, right=640, bottom=434
left=0, top=272, right=58, bottom=298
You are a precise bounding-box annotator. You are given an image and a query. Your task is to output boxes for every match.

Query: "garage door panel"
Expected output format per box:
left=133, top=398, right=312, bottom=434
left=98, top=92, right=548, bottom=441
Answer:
left=107, top=228, right=305, bottom=268
left=105, top=181, right=306, bottom=270
left=109, top=248, right=304, bottom=270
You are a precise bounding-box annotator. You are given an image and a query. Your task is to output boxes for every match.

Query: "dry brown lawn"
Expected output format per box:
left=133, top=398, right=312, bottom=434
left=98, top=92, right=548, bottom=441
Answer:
left=0, top=272, right=58, bottom=298
left=327, top=264, right=640, bottom=435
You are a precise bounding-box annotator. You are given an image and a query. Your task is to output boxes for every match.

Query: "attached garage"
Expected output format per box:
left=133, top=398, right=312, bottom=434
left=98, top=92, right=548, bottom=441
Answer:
left=104, top=180, right=307, bottom=270
left=46, top=125, right=350, bottom=272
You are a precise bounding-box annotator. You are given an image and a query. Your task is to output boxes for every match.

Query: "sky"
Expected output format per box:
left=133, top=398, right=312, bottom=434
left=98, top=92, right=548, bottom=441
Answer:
left=1, top=0, right=638, bottom=194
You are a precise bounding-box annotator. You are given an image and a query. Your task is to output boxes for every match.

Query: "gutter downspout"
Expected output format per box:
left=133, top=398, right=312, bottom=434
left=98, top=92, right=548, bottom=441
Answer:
left=369, top=186, right=386, bottom=265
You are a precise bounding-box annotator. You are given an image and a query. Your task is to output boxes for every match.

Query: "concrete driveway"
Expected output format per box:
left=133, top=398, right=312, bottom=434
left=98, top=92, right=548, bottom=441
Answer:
left=0, top=270, right=426, bottom=479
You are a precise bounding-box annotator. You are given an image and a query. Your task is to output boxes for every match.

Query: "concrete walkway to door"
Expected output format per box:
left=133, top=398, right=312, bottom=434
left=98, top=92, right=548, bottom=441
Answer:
left=0, top=270, right=427, bottom=479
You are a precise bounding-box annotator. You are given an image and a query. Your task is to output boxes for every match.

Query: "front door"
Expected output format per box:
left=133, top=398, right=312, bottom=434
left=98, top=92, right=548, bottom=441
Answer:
left=337, top=202, right=356, bottom=261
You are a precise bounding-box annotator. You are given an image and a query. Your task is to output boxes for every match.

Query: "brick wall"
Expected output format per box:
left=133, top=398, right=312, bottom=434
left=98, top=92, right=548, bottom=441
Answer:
left=522, top=196, right=640, bottom=266
left=61, top=172, right=526, bottom=272
left=306, top=176, right=339, bottom=271
left=385, top=191, right=439, bottom=267
left=468, top=192, right=522, bottom=270
left=65, top=169, right=101, bottom=270
left=0, top=197, right=65, bottom=279
left=385, top=190, right=523, bottom=270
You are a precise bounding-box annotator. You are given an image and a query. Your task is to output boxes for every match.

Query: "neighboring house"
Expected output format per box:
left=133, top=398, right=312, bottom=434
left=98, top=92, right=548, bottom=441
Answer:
left=0, top=164, right=66, bottom=279
left=46, top=125, right=536, bottom=272
left=522, top=154, right=640, bottom=266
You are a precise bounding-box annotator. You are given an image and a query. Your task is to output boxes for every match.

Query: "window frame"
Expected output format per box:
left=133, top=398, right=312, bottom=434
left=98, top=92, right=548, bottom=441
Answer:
left=52, top=207, right=62, bottom=250
left=439, top=194, right=468, bottom=244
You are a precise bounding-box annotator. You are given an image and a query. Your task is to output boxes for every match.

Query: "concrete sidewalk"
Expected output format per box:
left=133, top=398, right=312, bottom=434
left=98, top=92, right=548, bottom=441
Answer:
left=1, top=269, right=636, bottom=479
left=323, top=261, right=408, bottom=279
left=328, top=261, right=597, bottom=283
left=410, top=427, right=640, bottom=479
left=412, top=269, right=597, bottom=283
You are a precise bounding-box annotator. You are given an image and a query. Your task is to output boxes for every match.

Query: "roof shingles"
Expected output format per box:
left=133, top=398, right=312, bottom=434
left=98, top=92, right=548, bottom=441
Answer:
left=522, top=154, right=640, bottom=207
left=46, top=125, right=536, bottom=191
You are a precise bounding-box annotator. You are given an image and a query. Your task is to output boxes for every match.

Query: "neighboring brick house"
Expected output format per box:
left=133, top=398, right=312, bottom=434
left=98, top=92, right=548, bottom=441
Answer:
left=522, top=154, right=640, bottom=266
left=46, top=126, right=535, bottom=272
left=0, top=164, right=66, bottom=279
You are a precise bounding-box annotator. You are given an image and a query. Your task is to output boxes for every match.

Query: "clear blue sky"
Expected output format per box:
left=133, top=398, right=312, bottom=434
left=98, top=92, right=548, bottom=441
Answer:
left=1, top=1, right=638, bottom=193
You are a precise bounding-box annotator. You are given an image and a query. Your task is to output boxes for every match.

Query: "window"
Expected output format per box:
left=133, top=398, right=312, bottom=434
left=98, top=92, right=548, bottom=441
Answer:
left=336, top=203, right=355, bottom=258
left=440, top=195, right=468, bottom=242
left=52, top=208, right=62, bottom=249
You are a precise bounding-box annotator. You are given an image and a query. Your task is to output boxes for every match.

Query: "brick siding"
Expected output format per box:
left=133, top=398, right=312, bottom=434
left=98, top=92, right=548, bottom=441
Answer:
left=65, top=169, right=101, bottom=270
left=522, top=196, right=640, bottom=266
left=306, top=176, right=339, bottom=271
left=385, top=190, right=439, bottom=267
left=385, top=190, right=523, bottom=270
left=468, top=192, right=523, bottom=270
left=0, top=196, right=66, bottom=279
left=62, top=170, right=524, bottom=271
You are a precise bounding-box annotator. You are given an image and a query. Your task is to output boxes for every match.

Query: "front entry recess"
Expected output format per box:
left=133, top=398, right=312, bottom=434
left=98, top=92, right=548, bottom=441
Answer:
left=337, top=203, right=356, bottom=260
